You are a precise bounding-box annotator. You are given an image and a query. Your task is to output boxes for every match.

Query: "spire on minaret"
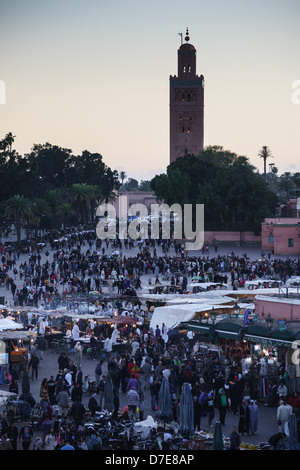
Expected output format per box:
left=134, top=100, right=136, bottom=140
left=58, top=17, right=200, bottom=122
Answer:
left=185, top=28, right=190, bottom=42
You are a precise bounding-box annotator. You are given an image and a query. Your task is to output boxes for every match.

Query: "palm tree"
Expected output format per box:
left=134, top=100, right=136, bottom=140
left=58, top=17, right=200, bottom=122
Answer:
left=278, top=172, right=294, bottom=201
left=58, top=202, right=75, bottom=229
left=66, top=183, right=95, bottom=224
left=4, top=194, right=33, bottom=242
left=31, top=198, right=52, bottom=234
left=258, top=146, right=273, bottom=175
left=119, top=171, right=127, bottom=185
left=44, top=190, right=63, bottom=228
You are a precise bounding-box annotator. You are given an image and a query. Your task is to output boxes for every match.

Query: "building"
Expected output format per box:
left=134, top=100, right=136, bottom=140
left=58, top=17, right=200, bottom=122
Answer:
left=169, top=29, right=204, bottom=164
left=112, top=187, right=157, bottom=218
left=261, top=216, right=300, bottom=255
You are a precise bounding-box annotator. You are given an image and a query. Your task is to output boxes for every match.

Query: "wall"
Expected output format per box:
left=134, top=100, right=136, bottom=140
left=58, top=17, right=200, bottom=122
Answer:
left=204, top=231, right=261, bottom=246
left=255, top=295, right=300, bottom=322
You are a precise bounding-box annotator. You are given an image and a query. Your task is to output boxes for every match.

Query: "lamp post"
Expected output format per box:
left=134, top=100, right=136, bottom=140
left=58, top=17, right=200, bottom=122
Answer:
left=210, top=306, right=217, bottom=324
left=233, top=302, right=240, bottom=317
left=266, top=313, right=274, bottom=331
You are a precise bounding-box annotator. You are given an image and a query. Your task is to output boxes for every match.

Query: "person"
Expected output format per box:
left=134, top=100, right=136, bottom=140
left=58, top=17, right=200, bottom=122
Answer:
left=71, top=382, right=83, bottom=403
left=64, top=369, right=72, bottom=395
left=88, top=394, right=100, bottom=416
left=47, top=375, right=56, bottom=405
left=126, top=374, right=140, bottom=392
left=150, top=377, right=160, bottom=411
left=38, top=318, right=46, bottom=337
left=68, top=360, right=77, bottom=386
left=104, top=335, right=112, bottom=358
left=7, top=422, right=18, bottom=450
left=141, top=357, right=152, bottom=390
left=127, top=386, right=139, bottom=419
left=269, top=432, right=289, bottom=450
left=72, top=322, right=80, bottom=341
left=40, top=378, right=49, bottom=412
left=206, top=392, right=215, bottom=428
left=216, top=388, right=228, bottom=425
left=0, top=434, right=13, bottom=450
left=277, top=399, right=293, bottom=437
left=199, top=390, right=208, bottom=427
left=74, top=341, right=82, bottom=367
left=19, top=421, right=33, bottom=450
left=95, top=360, right=103, bottom=388
left=44, top=427, right=57, bottom=450
left=87, top=431, right=102, bottom=450
left=0, top=413, right=8, bottom=437
left=229, top=426, right=241, bottom=450
left=37, top=335, right=47, bottom=359
left=98, top=375, right=106, bottom=410
left=278, top=379, right=288, bottom=399
left=131, top=338, right=140, bottom=358
left=229, top=379, right=242, bottom=415
left=193, top=396, right=201, bottom=430
left=57, top=389, right=69, bottom=418
left=289, top=392, right=299, bottom=416
left=28, top=352, right=39, bottom=380
left=248, top=400, right=259, bottom=435
left=30, top=402, right=43, bottom=428
left=58, top=352, right=69, bottom=371
left=70, top=398, right=85, bottom=428
left=9, top=377, right=18, bottom=395
left=61, top=440, right=75, bottom=450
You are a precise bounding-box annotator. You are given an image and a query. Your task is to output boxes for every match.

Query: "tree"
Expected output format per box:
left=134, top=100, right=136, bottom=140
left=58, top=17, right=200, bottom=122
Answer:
left=4, top=195, right=33, bottom=242
left=66, top=183, right=95, bottom=224
left=150, top=147, right=278, bottom=232
left=125, top=178, right=139, bottom=191
left=58, top=202, right=75, bottom=230
left=278, top=172, right=294, bottom=201
left=26, top=143, right=72, bottom=194
left=0, top=132, right=16, bottom=153
left=44, top=190, right=63, bottom=228
left=139, top=180, right=152, bottom=191
left=258, top=146, right=273, bottom=175
left=119, top=171, right=127, bottom=185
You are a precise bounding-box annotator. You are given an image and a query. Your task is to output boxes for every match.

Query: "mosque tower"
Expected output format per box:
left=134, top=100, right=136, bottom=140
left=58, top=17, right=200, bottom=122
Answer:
left=169, top=29, right=204, bottom=163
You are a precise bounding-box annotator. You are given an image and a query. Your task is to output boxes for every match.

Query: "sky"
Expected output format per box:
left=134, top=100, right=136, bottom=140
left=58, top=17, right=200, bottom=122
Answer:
left=1, top=0, right=300, bottom=182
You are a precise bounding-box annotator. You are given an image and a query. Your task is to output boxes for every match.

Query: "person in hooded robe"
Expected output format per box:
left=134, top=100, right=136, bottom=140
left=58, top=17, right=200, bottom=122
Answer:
left=103, top=373, right=114, bottom=411
left=248, top=400, right=259, bottom=435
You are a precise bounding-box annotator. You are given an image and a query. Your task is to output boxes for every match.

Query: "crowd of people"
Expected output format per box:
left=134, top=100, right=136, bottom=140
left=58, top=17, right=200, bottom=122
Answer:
left=0, top=230, right=299, bottom=311
left=0, top=229, right=299, bottom=450
left=0, top=310, right=298, bottom=451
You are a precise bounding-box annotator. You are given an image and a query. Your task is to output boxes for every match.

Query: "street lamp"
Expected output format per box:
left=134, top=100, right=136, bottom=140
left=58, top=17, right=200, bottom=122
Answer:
left=233, top=302, right=240, bottom=317
left=210, top=306, right=217, bottom=324
left=266, top=313, right=274, bottom=331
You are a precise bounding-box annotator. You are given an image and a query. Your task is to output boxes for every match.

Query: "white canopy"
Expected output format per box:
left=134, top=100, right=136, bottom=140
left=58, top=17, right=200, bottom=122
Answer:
left=149, top=302, right=232, bottom=332
left=0, top=318, right=23, bottom=331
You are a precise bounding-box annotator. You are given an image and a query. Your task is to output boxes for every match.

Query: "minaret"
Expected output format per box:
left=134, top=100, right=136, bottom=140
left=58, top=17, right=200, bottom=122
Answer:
left=169, top=29, right=204, bottom=164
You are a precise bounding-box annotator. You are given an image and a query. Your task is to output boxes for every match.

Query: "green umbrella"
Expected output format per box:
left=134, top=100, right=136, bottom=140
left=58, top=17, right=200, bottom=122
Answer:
left=212, top=421, right=223, bottom=450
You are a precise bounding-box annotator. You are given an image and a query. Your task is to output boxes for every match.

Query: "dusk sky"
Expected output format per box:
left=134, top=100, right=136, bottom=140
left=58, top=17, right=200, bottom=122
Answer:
left=1, top=0, right=299, bottom=181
